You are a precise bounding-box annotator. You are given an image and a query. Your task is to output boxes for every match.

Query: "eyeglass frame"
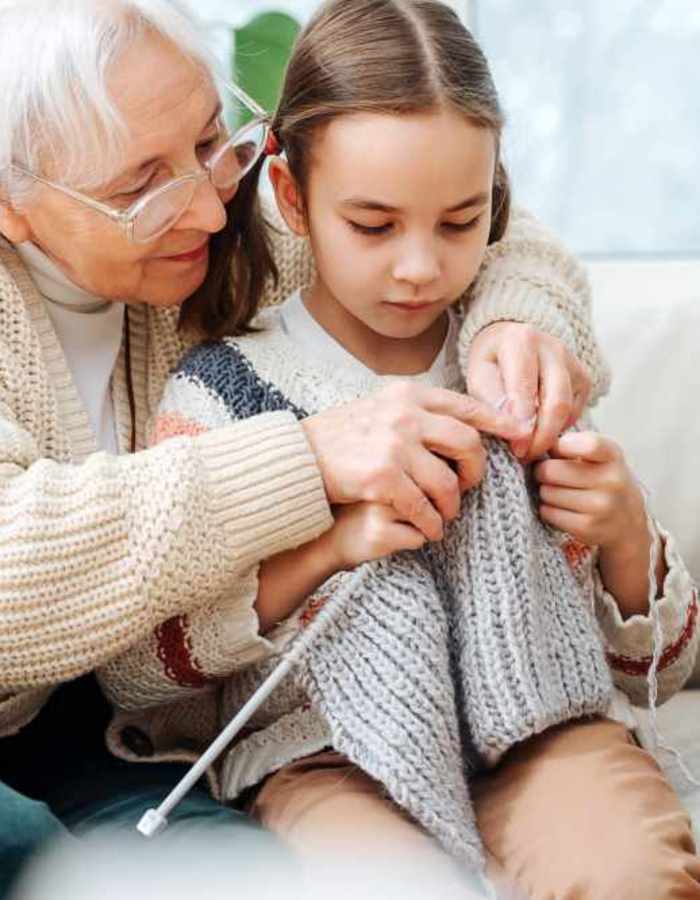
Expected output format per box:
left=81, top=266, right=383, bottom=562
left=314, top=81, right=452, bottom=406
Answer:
left=9, top=81, right=270, bottom=244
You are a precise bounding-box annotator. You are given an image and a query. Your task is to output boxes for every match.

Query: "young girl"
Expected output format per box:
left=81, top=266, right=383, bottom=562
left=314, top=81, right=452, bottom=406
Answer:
left=101, top=1, right=698, bottom=895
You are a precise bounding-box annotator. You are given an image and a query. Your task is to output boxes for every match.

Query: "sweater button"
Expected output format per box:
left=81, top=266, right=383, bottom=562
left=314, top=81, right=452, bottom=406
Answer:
left=120, top=726, right=154, bottom=758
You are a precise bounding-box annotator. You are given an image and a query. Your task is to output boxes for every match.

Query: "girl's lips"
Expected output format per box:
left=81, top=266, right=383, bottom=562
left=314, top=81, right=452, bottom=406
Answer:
left=163, top=242, right=209, bottom=263
left=385, top=301, right=436, bottom=312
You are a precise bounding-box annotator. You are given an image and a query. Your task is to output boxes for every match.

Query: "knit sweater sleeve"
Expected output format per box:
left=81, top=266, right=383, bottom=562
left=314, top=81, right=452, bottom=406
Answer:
left=595, top=521, right=698, bottom=706
left=0, top=339, right=331, bottom=699
left=98, top=340, right=312, bottom=710
left=456, top=207, right=611, bottom=404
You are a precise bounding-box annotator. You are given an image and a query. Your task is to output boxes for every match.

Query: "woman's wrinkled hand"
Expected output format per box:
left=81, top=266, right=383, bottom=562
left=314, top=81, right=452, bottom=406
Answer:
left=466, top=322, right=591, bottom=461
left=302, top=382, right=526, bottom=542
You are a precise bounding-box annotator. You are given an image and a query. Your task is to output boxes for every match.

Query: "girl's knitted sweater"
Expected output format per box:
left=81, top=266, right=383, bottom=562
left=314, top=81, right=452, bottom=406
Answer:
left=100, top=298, right=696, bottom=835
left=125, top=301, right=618, bottom=866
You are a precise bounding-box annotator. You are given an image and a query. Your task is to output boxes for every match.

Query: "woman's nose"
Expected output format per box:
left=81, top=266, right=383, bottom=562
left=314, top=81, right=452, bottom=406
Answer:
left=177, top=178, right=229, bottom=234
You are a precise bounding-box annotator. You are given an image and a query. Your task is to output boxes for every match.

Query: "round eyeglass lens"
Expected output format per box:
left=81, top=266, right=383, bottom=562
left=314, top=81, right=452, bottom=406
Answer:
left=211, top=120, right=267, bottom=190
left=133, top=179, right=197, bottom=243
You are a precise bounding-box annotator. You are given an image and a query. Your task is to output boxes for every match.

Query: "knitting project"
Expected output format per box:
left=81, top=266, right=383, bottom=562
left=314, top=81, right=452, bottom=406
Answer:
left=163, top=308, right=614, bottom=870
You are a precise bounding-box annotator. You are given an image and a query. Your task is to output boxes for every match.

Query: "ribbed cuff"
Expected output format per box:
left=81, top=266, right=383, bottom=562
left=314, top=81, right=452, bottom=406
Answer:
left=196, top=411, right=333, bottom=571
left=596, top=523, right=697, bottom=660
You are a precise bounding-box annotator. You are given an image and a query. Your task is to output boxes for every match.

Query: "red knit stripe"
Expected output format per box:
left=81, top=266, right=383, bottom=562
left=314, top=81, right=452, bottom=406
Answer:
left=155, top=616, right=211, bottom=688
left=607, top=591, right=698, bottom=676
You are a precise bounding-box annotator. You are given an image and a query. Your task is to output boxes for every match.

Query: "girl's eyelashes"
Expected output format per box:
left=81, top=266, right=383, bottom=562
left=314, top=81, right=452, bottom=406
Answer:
left=443, top=214, right=483, bottom=233
left=348, top=220, right=392, bottom=235
left=347, top=214, right=484, bottom=236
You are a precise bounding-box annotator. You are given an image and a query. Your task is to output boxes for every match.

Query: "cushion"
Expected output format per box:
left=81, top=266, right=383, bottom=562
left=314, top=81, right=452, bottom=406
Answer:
left=589, top=262, right=700, bottom=684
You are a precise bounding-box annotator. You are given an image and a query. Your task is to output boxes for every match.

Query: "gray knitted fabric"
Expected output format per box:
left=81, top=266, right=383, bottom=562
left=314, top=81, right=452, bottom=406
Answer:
left=174, top=310, right=614, bottom=870
left=296, top=439, right=613, bottom=868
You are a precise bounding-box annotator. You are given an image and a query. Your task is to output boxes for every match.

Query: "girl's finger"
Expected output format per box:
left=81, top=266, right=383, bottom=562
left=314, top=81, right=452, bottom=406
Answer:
left=386, top=522, right=428, bottom=553
left=550, top=431, right=620, bottom=463
left=527, top=346, right=574, bottom=459
left=533, top=458, right=598, bottom=489
left=539, top=504, right=593, bottom=539
left=538, top=484, right=607, bottom=515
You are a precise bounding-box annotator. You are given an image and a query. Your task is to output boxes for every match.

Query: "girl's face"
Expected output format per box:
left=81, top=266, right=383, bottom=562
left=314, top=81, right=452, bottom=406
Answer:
left=272, top=109, right=496, bottom=366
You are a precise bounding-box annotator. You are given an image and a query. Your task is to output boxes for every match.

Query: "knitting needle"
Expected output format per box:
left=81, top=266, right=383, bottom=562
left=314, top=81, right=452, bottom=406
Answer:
left=137, top=565, right=367, bottom=837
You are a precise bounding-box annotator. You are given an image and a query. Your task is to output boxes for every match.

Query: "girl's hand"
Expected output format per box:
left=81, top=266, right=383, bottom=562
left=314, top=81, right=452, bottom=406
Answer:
left=534, top=431, right=662, bottom=617
left=323, top=502, right=427, bottom=571
left=533, top=431, right=646, bottom=551
left=255, top=502, right=425, bottom=632
left=467, top=323, right=591, bottom=461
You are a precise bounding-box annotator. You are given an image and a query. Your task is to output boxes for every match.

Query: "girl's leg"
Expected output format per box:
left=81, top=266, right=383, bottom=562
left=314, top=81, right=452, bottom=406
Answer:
left=250, top=751, right=493, bottom=899
left=471, top=717, right=700, bottom=900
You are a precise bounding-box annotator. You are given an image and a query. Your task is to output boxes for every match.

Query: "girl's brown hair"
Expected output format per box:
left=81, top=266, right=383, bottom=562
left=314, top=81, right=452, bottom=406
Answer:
left=178, top=154, right=277, bottom=338
left=274, top=0, right=510, bottom=243
left=184, top=0, right=510, bottom=339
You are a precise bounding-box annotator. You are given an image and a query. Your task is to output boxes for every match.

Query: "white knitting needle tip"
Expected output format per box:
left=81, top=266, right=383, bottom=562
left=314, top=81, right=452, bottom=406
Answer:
left=136, top=567, right=366, bottom=838
left=136, top=651, right=296, bottom=837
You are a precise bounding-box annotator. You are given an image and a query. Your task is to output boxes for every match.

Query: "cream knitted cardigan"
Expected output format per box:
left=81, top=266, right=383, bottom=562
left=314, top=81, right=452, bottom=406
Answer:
left=0, top=207, right=613, bottom=745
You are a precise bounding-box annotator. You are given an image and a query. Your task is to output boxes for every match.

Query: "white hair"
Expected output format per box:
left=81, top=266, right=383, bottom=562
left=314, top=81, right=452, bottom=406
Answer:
left=0, top=0, right=223, bottom=200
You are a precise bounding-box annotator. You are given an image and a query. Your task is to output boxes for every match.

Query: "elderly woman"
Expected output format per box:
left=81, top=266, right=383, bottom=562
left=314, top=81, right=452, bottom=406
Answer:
left=0, top=1, right=697, bottom=898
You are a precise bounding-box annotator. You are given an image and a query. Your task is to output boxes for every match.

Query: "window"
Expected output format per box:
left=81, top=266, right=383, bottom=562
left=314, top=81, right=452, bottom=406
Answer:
left=473, top=1, right=699, bottom=258
left=190, top=0, right=698, bottom=259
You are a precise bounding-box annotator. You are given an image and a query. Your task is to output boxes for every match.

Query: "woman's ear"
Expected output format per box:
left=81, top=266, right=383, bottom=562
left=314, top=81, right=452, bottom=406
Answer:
left=0, top=201, right=32, bottom=244
left=268, top=159, right=308, bottom=237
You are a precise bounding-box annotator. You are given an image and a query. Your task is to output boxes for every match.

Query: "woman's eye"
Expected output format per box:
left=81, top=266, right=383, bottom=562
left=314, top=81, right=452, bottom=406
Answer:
left=197, top=135, right=220, bottom=156
left=110, top=178, right=153, bottom=201
left=442, top=215, right=482, bottom=233
left=348, top=221, right=392, bottom=236
left=110, top=187, right=147, bottom=205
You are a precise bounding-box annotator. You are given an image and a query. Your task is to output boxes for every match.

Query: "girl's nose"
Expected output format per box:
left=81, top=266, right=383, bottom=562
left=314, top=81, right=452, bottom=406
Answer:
left=392, top=239, right=441, bottom=287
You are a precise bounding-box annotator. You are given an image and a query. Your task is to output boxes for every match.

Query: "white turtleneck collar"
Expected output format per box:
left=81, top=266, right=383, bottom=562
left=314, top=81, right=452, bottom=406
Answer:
left=16, top=242, right=125, bottom=454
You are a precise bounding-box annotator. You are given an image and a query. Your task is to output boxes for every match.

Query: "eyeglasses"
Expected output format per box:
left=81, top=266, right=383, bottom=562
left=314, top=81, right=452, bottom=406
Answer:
left=10, top=83, right=270, bottom=244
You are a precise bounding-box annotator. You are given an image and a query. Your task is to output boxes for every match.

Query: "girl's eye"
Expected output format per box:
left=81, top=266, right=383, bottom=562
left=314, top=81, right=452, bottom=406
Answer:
left=442, top=215, right=483, bottom=233
left=348, top=221, right=392, bottom=236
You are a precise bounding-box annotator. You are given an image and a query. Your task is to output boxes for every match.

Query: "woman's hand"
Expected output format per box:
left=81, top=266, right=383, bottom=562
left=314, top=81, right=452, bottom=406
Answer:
left=534, top=431, right=664, bottom=617
left=302, top=382, right=526, bottom=543
left=466, top=323, right=591, bottom=461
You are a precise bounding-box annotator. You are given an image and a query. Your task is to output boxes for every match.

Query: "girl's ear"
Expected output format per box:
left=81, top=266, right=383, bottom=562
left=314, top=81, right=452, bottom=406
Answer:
left=0, top=201, right=32, bottom=244
left=268, top=158, right=308, bottom=237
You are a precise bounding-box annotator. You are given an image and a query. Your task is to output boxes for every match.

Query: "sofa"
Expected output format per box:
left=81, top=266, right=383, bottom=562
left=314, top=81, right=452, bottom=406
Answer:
left=589, top=259, right=700, bottom=834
